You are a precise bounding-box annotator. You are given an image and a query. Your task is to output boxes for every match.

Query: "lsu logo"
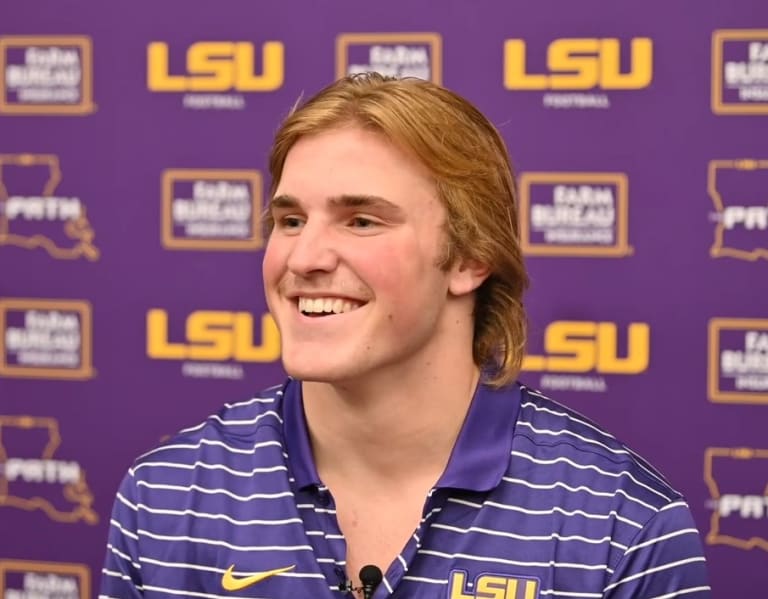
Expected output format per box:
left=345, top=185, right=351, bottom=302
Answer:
left=708, top=318, right=768, bottom=404
left=522, top=321, right=650, bottom=374
left=147, top=41, right=284, bottom=92
left=147, top=309, right=280, bottom=363
left=0, top=560, right=90, bottom=598
left=504, top=38, right=653, bottom=90
left=449, top=571, right=539, bottom=599
left=704, top=447, right=768, bottom=551
left=711, top=29, right=768, bottom=114
left=708, top=159, right=768, bottom=261
left=519, top=172, right=631, bottom=257
left=0, top=35, right=94, bottom=115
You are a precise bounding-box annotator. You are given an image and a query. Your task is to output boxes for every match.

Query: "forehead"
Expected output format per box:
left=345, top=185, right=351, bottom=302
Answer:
left=274, top=126, right=437, bottom=205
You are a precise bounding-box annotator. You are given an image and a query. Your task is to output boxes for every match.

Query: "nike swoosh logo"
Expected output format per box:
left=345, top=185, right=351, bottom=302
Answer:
left=221, top=564, right=295, bottom=591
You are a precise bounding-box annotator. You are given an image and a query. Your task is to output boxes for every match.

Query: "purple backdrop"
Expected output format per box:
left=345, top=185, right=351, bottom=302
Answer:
left=1, top=1, right=766, bottom=597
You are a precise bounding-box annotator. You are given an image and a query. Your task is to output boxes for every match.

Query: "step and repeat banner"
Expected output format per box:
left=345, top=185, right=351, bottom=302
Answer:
left=0, top=1, right=765, bottom=597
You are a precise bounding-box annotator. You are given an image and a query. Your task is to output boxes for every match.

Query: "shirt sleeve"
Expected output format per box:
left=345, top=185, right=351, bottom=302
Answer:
left=98, top=467, right=144, bottom=598
left=602, top=500, right=712, bottom=598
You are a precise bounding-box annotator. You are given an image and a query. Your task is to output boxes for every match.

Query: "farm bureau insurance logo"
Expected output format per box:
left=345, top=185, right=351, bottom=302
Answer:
left=146, top=308, right=280, bottom=380
left=504, top=37, right=653, bottom=109
left=704, top=447, right=768, bottom=551
left=0, top=35, right=94, bottom=115
left=708, top=318, right=768, bottom=404
left=521, top=320, right=650, bottom=393
left=519, top=172, right=631, bottom=257
left=0, top=415, right=98, bottom=524
left=0, top=153, right=99, bottom=261
left=336, top=33, right=442, bottom=83
left=712, top=29, right=768, bottom=114
left=708, top=159, right=768, bottom=261
left=0, top=298, right=93, bottom=380
left=0, top=560, right=90, bottom=599
left=161, top=169, right=263, bottom=250
left=147, top=40, right=284, bottom=110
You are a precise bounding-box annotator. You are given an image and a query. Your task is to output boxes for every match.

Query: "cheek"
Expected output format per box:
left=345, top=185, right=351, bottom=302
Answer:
left=358, top=239, right=446, bottom=303
left=261, top=240, right=285, bottom=287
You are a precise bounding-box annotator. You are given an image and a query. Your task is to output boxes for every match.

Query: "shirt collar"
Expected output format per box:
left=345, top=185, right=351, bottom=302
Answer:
left=435, top=381, right=521, bottom=492
left=283, top=378, right=321, bottom=490
left=283, top=378, right=521, bottom=492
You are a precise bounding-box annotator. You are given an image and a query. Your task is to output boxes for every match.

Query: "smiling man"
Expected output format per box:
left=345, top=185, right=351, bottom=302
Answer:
left=101, top=73, right=711, bottom=598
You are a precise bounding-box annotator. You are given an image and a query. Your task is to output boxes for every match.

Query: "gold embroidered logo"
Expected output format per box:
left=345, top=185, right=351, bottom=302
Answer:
left=221, top=564, right=295, bottom=591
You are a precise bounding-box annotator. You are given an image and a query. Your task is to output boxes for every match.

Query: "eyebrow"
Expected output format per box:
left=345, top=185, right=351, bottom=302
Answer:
left=269, top=194, right=404, bottom=214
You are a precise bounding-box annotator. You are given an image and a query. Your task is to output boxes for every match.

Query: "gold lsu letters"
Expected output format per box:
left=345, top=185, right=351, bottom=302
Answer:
left=147, top=42, right=284, bottom=92
left=522, top=321, right=650, bottom=374
left=504, top=38, right=653, bottom=90
left=449, top=571, right=539, bottom=599
left=146, top=309, right=280, bottom=362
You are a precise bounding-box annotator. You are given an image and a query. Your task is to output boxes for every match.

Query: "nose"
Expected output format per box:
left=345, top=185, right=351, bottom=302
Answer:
left=285, top=219, right=339, bottom=276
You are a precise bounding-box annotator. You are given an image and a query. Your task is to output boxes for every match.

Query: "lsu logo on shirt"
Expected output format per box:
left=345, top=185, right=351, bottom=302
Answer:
left=503, top=37, right=653, bottom=109
left=0, top=153, right=99, bottom=261
left=0, top=35, right=94, bottom=115
left=708, top=318, right=768, bottom=404
left=519, top=172, right=631, bottom=257
left=336, top=33, right=442, bottom=83
left=448, top=571, right=540, bottom=599
left=708, top=159, right=768, bottom=261
left=147, top=41, right=284, bottom=110
left=0, top=298, right=93, bottom=380
left=161, top=169, right=263, bottom=250
left=0, top=415, right=98, bottom=525
left=704, top=447, right=768, bottom=551
left=146, top=309, right=280, bottom=380
left=712, top=29, right=768, bottom=114
left=521, top=321, right=650, bottom=393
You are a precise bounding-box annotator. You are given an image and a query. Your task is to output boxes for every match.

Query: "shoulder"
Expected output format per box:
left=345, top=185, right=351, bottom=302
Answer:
left=129, top=381, right=290, bottom=481
left=513, top=384, right=683, bottom=512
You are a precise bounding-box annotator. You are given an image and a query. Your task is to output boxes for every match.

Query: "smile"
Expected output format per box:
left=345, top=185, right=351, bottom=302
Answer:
left=297, top=297, right=364, bottom=316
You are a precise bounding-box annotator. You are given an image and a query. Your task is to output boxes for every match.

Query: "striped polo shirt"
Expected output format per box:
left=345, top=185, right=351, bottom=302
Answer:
left=100, top=379, right=711, bottom=598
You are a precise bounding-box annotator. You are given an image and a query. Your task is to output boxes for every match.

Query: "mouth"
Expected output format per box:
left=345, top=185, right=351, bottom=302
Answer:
left=296, top=296, right=365, bottom=317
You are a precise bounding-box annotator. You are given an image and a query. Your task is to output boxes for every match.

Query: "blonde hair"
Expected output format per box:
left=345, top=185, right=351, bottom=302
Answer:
left=268, top=73, right=528, bottom=386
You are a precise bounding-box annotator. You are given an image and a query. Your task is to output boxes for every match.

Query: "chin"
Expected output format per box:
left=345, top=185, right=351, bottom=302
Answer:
left=281, top=357, right=350, bottom=383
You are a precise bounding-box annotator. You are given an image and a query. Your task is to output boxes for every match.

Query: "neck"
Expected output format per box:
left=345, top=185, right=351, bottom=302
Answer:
left=302, top=359, right=481, bottom=484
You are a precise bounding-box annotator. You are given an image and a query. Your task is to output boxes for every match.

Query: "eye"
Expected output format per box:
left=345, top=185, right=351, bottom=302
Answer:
left=348, top=216, right=378, bottom=229
left=276, top=215, right=305, bottom=230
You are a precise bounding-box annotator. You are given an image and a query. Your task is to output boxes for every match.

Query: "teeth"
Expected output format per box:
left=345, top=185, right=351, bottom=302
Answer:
left=298, top=297, right=362, bottom=315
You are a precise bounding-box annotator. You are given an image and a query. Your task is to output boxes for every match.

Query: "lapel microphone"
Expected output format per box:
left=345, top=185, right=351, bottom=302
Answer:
left=336, top=564, right=383, bottom=597
left=359, top=565, right=383, bottom=599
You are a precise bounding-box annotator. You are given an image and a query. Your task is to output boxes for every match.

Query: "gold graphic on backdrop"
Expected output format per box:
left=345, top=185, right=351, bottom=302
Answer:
left=708, top=159, right=768, bottom=261
left=336, top=33, right=442, bottom=84
left=711, top=29, right=768, bottom=115
left=0, top=35, right=94, bottom=115
left=0, top=298, right=94, bottom=380
left=0, top=154, right=99, bottom=260
left=0, top=560, right=90, bottom=599
left=0, top=415, right=98, bottom=524
left=704, top=447, right=768, bottom=551
left=519, top=172, right=632, bottom=257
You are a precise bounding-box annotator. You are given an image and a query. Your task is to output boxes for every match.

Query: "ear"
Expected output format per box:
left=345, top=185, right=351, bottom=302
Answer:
left=448, top=258, right=491, bottom=297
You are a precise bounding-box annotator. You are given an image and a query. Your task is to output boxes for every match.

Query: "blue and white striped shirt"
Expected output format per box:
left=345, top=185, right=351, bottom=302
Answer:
left=101, top=379, right=710, bottom=598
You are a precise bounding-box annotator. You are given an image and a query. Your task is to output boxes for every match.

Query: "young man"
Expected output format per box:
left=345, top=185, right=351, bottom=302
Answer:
left=101, top=74, right=711, bottom=598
